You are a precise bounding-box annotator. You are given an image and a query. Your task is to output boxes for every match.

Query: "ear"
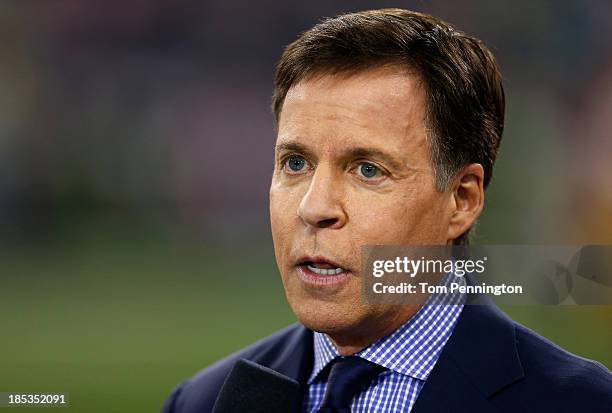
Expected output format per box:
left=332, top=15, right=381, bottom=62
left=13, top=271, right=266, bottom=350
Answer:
left=446, top=163, right=485, bottom=242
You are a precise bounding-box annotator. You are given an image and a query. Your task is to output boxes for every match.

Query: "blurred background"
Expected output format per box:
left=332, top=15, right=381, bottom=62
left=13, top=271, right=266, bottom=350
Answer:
left=1, top=1, right=611, bottom=411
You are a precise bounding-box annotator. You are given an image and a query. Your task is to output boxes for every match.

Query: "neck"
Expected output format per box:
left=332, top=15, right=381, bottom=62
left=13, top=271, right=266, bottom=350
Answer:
left=327, top=304, right=422, bottom=356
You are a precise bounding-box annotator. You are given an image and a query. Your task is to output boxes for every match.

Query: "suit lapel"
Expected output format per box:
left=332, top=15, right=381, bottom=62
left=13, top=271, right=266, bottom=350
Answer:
left=412, top=292, right=525, bottom=413
left=411, top=354, right=496, bottom=413
left=267, top=324, right=314, bottom=398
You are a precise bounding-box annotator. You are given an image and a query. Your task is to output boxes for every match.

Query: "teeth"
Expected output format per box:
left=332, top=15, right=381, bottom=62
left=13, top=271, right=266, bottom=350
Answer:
left=307, top=264, right=345, bottom=275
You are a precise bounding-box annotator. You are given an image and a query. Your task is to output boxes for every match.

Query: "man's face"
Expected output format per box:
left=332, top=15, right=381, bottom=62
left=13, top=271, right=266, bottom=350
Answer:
left=269, top=66, right=453, bottom=340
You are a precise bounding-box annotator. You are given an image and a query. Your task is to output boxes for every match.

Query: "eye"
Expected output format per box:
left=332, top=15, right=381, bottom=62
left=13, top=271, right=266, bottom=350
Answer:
left=283, top=155, right=308, bottom=173
left=356, top=162, right=384, bottom=180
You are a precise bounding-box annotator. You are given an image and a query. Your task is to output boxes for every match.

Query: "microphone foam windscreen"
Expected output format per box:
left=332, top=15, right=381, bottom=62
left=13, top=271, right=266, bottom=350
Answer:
left=212, top=359, right=301, bottom=413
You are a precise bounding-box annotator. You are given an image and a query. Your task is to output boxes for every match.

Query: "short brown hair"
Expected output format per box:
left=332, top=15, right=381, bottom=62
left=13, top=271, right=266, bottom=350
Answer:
left=272, top=9, right=505, bottom=244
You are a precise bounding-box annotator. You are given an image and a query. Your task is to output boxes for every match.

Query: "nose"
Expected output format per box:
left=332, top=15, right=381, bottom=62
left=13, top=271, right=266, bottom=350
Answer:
left=297, top=166, right=347, bottom=229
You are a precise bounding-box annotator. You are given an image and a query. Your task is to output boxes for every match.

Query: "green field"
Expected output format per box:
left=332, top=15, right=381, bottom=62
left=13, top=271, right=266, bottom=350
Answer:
left=2, top=238, right=610, bottom=412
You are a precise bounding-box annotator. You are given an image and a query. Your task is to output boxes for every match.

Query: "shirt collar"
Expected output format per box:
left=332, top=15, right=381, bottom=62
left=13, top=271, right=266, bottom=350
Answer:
left=309, top=272, right=465, bottom=384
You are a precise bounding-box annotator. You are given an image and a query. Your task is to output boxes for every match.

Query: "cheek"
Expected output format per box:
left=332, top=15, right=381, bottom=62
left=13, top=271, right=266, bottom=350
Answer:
left=346, top=186, right=444, bottom=243
left=269, top=183, right=301, bottom=247
left=349, top=202, right=414, bottom=242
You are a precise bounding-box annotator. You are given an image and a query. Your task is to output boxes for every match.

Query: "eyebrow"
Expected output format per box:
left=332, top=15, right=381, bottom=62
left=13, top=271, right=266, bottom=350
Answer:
left=275, top=142, right=312, bottom=156
left=346, top=147, right=404, bottom=170
left=275, top=142, right=404, bottom=170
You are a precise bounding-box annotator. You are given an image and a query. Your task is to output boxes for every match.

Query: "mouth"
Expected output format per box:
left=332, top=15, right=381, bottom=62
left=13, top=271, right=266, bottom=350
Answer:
left=295, top=255, right=352, bottom=287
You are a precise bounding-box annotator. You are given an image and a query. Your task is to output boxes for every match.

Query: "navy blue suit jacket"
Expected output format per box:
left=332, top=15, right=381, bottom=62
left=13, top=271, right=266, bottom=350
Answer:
left=162, top=299, right=612, bottom=412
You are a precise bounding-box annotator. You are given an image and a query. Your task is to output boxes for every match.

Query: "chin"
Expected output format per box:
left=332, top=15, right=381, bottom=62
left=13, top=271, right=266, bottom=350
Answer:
left=289, top=296, right=365, bottom=335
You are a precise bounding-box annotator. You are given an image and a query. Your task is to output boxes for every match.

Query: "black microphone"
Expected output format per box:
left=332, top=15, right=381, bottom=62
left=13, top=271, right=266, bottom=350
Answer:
left=211, top=359, right=302, bottom=413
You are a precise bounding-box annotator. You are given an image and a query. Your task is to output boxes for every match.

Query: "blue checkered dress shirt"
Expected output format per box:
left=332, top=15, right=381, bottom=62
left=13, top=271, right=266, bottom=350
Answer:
left=303, top=275, right=465, bottom=412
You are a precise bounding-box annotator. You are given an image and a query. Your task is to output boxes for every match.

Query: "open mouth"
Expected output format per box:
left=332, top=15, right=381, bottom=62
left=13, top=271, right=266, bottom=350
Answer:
left=303, top=261, right=347, bottom=275
left=296, top=257, right=352, bottom=287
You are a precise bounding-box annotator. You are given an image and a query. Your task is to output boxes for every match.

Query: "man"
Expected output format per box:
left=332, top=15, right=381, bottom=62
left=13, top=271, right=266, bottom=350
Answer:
left=163, top=9, right=612, bottom=412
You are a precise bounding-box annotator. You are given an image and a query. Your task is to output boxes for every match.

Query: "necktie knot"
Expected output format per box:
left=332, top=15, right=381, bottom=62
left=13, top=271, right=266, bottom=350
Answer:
left=317, top=356, right=385, bottom=413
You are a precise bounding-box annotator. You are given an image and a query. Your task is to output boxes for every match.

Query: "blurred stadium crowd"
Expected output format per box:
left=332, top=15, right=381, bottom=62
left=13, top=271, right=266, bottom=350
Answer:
left=1, top=0, right=611, bottom=245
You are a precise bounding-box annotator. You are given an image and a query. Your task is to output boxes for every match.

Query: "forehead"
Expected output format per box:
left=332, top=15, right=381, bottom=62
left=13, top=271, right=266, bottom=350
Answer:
left=278, top=66, right=428, bottom=152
